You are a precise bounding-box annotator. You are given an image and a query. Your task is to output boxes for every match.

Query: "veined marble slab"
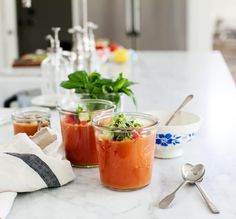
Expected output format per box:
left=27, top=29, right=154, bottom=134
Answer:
left=0, top=51, right=235, bottom=219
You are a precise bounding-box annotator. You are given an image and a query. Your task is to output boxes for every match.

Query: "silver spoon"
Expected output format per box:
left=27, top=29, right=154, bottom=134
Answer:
left=183, top=163, right=220, bottom=214
left=159, top=163, right=204, bottom=209
left=165, top=94, right=194, bottom=126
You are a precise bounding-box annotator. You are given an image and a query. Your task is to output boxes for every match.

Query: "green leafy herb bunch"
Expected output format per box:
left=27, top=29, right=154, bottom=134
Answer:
left=60, top=71, right=137, bottom=109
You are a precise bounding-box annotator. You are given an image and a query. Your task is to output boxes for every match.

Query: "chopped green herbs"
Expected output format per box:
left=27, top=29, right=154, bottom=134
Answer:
left=75, top=105, right=90, bottom=122
left=76, top=105, right=84, bottom=113
left=60, top=71, right=137, bottom=108
left=109, top=113, right=142, bottom=141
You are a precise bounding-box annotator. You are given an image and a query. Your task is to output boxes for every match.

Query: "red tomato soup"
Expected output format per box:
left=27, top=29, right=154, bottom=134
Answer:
left=61, top=115, right=97, bottom=167
left=12, top=107, right=51, bottom=136
left=14, top=121, right=49, bottom=136
left=96, top=133, right=156, bottom=190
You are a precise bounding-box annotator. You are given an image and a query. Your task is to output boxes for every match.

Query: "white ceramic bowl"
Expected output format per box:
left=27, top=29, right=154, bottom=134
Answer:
left=146, top=110, right=201, bottom=158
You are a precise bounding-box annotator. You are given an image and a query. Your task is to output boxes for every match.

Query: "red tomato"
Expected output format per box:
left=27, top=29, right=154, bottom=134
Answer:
left=96, top=45, right=104, bottom=50
left=80, top=121, right=88, bottom=126
left=132, top=130, right=140, bottom=140
left=64, top=115, right=80, bottom=124
left=109, top=43, right=119, bottom=52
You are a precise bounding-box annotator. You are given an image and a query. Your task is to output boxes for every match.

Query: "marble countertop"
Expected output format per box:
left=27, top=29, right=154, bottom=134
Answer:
left=0, top=51, right=236, bottom=219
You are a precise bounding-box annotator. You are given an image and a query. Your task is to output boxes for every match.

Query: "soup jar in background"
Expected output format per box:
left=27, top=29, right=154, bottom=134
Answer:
left=58, top=98, right=115, bottom=168
left=92, top=112, right=158, bottom=191
left=12, top=107, right=51, bottom=136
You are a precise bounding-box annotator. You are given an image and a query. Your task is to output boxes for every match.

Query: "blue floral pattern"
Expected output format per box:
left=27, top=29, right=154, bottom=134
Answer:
left=156, top=133, right=195, bottom=147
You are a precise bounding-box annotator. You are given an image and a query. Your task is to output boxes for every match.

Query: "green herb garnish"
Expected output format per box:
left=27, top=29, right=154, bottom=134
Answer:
left=77, top=106, right=84, bottom=113
left=76, top=105, right=90, bottom=121
left=109, top=113, right=142, bottom=141
left=60, top=71, right=137, bottom=109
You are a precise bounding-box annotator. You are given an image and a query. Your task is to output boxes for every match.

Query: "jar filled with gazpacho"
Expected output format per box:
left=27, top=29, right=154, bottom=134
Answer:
left=12, top=107, right=51, bottom=136
left=92, top=112, right=158, bottom=191
left=58, top=98, right=115, bottom=168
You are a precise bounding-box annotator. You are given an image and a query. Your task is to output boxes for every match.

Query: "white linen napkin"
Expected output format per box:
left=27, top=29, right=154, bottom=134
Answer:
left=0, top=128, right=75, bottom=219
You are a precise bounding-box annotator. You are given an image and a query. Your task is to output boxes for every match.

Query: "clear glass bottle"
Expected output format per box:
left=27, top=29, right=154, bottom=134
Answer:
left=86, top=22, right=100, bottom=72
left=68, top=26, right=85, bottom=71
left=41, top=27, right=72, bottom=97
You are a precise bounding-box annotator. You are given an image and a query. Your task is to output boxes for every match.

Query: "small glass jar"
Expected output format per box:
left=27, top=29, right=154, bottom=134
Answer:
left=92, top=112, right=158, bottom=191
left=12, top=107, right=51, bottom=136
left=58, top=98, right=115, bottom=168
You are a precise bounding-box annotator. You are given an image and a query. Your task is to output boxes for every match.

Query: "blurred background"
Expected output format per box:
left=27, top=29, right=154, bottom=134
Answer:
left=1, top=1, right=236, bottom=73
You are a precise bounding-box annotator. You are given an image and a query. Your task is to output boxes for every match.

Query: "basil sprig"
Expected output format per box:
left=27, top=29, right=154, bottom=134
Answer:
left=60, top=71, right=137, bottom=108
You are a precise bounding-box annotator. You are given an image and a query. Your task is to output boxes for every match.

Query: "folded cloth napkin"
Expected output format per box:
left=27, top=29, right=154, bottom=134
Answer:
left=0, top=128, right=75, bottom=219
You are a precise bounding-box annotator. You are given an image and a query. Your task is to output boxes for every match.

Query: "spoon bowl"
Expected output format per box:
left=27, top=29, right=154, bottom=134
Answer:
left=182, top=163, right=205, bottom=183
left=182, top=163, right=220, bottom=214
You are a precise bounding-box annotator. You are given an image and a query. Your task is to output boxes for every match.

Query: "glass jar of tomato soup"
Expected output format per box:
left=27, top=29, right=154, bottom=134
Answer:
left=92, top=112, right=158, bottom=191
left=58, top=98, right=115, bottom=168
left=12, top=107, right=51, bottom=136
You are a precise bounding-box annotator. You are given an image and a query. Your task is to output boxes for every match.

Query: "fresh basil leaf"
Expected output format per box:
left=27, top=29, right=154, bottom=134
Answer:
left=96, top=79, right=113, bottom=85
left=92, top=87, right=102, bottom=94
left=113, top=78, right=126, bottom=92
left=78, top=71, right=89, bottom=84
left=60, top=81, right=80, bottom=89
left=68, top=71, right=86, bottom=82
left=131, top=95, right=137, bottom=110
left=123, top=80, right=137, bottom=88
left=88, top=72, right=100, bottom=83
left=102, top=85, right=113, bottom=94
left=121, top=88, right=133, bottom=96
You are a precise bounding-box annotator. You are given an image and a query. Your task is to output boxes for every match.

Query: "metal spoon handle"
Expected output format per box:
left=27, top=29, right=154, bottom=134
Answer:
left=195, top=182, right=220, bottom=214
left=159, top=181, right=187, bottom=209
left=165, top=94, right=194, bottom=126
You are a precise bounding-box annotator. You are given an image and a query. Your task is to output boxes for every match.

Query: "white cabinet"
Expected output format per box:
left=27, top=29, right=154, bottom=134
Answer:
left=0, top=0, right=18, bottom=68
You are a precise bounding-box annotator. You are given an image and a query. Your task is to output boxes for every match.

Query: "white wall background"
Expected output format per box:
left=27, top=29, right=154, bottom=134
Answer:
left=210, top=0, right=236, bottom=22
left=187, top=0, right=212, bottom=51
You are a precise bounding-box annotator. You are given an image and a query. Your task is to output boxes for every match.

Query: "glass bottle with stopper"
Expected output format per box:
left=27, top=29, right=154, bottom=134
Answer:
left=85, top=22, right=99, bottom=72
left=68, top=26, right=85, bottom=71
left=41, top=27, right=72, bottom=101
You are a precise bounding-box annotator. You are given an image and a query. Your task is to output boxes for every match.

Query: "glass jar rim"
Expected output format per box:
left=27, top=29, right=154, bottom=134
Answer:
left=12, top=107, right=51, bottom=122
left=92, top=112, right=158, bottom=132
left=76, top=93, right=124, bottom=97
left=57, top=98, right=116, bottom=115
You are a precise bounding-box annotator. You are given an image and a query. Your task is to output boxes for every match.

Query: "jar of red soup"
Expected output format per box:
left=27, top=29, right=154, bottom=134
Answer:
left=58, top=98, right=115, bottom=168
left=92, top=112, right=158, bottom=191
left=12, top=107, right=51, bottom=136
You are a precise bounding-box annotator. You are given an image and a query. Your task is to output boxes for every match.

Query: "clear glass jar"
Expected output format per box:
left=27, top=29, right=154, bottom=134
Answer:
left=58, top=98, right=115, bottom=168
left=12, top=107, right=51, bottom=136
left=76, top=93, right=124, bottom=112
left=92, top=112, right=158, bottom=191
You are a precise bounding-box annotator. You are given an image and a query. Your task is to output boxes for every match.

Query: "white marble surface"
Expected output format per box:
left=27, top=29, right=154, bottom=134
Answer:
left=0, top=51, right=236, bottom=218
